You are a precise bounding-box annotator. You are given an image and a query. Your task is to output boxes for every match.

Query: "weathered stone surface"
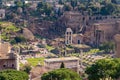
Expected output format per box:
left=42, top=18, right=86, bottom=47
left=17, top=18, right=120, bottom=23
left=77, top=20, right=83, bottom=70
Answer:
left=23, top=28, right=34, bottom=40
left=114, top=34, right=120, bottom=58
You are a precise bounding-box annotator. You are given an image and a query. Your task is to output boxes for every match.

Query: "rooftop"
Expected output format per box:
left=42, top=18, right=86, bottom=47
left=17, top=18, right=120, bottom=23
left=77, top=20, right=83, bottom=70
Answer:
left=0, top=42, right=16, bottom=59
left=44, top=57, right=79, bottom=62
left=66, top=28, right=73, bottom=32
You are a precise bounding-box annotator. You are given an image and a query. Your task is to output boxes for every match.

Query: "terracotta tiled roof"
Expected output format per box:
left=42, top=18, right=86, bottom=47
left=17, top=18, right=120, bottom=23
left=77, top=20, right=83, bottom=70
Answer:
left=0, top=42, right=15, bottom=59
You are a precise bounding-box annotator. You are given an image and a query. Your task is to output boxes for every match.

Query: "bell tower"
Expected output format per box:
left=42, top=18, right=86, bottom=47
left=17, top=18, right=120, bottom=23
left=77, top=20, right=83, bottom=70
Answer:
left=65, top=28, right=73, bottom=45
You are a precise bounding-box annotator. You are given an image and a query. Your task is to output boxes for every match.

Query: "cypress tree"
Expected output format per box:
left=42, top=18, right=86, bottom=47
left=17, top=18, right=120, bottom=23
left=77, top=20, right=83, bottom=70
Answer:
left=60, top=62, right=65, bottom=68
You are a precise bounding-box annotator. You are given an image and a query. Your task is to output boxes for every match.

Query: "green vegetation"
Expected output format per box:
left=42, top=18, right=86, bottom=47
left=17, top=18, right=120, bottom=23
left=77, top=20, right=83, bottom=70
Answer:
left=67, top=49, right=102, bottom=57
left=15, top=1, right=23, bottom=7
left=0, top=22, right=20, bottom=41
left=20, top=62, right=24, bottom=67
left=41, top=68, right=82, bottom=80
left=34, top=34, right=44, bottom=39
left=10, top=36, right=26, bottom=44
left=85, top=58, right=120, bottom=80
left=99, top=41, right=115, bottom=53
left=27, top=58, right=45, bottom=67
left=67, top=45, right=73, bottom=48
left=14, top=36, right=26, bottom=43
left=63, top=0, right=120, bottom=16
left=46, top=45, right=55, bottom=51
left=100, top=3, right=119, bottom=15
left=0, top=22, right=20, bottom=32
left=36, top=2, right=57, bottom=20
left=21, top=64, right=32, bottom=74
left=85, top=49, right=102, bottom=54
left=0, top=69, right=28, bottom=80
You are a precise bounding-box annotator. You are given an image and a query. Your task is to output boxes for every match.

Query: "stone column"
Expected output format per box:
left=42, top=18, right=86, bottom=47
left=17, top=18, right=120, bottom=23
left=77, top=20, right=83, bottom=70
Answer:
left=93, top=24, right=100, bottom=48
left=15, top=47, right=20, bottom=71
left=16, top=54, right=19, bottom=71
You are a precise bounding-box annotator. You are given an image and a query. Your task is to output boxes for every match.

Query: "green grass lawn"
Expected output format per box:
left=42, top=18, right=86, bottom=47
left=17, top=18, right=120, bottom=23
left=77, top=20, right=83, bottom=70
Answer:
left=20, top=62, right=24, bottom=67
left=85, top=49, right=102, bottom=54
left=46, top=45, right=55, bottom=51
left=27, top=57, right=45, bottom=67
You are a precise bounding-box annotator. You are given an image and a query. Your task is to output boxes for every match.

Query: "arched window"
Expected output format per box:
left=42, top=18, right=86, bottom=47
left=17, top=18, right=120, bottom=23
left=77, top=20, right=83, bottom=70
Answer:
left=12, top=64, right=14, bottom=67
left=78, top=40, right=80, bottom=44
left=3, top=65, right=6, bottom=67
left=83, top=17, right=85, bottom=21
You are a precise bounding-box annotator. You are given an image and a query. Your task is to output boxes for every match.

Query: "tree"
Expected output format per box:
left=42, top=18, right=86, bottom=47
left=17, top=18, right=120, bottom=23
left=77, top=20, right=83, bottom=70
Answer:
left=37, top=2, right=44, bottom=9
left=41, top=68, right=82, bottom=80
left=99, top=41, right=115, bottom=53
left=87, top=2, right=100, bottom=15
left=64, top=4, right=72, bottom=11
left=14, top=36, right=26, bottom=43
left=78, top=4, right=86, bottom=11
left=37, top=2, right=52, bottom=16
left=100, top=3, right=118, bottom=15
left=59, top=0, right=64, bottom=4
left=70, top=0, right=77, bottom=9
left=21, top=64, right=32, bottom=74
left=85, top=58, right=120, bottom=80
left=111, top=0, right=117, bottom=4
left=60, top=62, right=65, bottom=68
left=10, top=39, right=16, bottom=45
left=15, top=1, right=23, bottom=8
left=0, top=0, right=2, bottom=8
left=57, top=8, right=63, bottom=17
left=44, top=4, right=52, bottom=16
left=37, top=2, right=44, bottom=15
left=0, top=69, right=29, bottom=80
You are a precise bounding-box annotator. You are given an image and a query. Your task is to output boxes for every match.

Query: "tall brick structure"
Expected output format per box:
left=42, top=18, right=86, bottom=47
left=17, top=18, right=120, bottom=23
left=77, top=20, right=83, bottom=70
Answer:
left=114, top=34, right=120, bottom=58
left=0, top=42, right=19, bottom=70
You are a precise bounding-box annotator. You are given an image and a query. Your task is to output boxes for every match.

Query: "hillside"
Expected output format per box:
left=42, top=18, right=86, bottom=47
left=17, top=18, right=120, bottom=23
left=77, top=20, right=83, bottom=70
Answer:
left=0, top=22, right=20, bottom=41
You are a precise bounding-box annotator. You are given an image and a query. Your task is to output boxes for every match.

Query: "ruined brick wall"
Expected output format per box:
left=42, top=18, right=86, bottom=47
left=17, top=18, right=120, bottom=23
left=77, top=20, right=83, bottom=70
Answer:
left=0, top=59, right=16, bottom=70
left=114, top=34, right=120, bottom=58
